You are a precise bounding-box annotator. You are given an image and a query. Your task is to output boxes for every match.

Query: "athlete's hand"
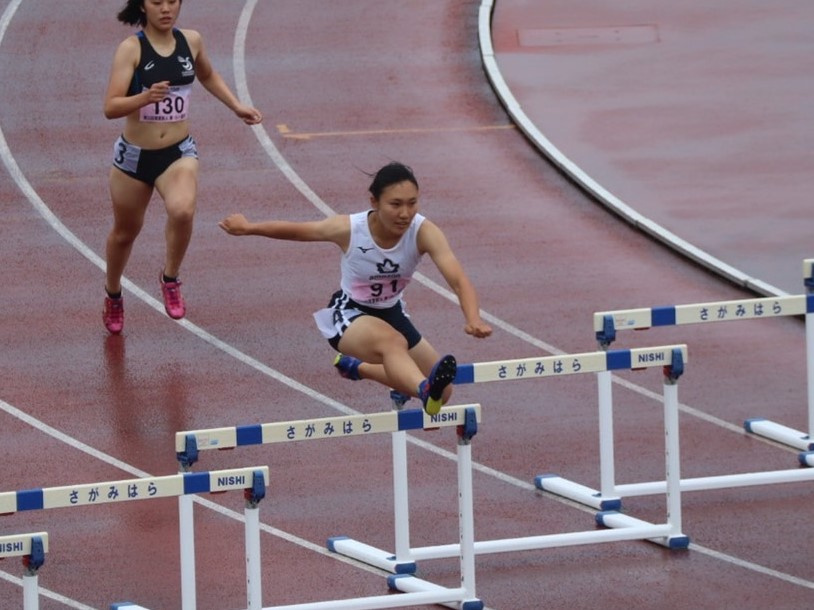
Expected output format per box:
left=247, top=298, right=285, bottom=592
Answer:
left=219, top=213, right=251, bottom=236
left=465, top=320, right=492, bottom=339
left=235, top=103, right=263, bottom=125
left=145, top=81, right=171, bottom=102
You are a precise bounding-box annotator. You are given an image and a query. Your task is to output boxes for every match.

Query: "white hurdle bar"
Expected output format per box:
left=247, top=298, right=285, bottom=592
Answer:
left=0, top=467, right=269, bottom=610
left=0, top=532, right=48, bottom=610
left=175, top=405, right=484, bottom=610
left=332, top=345, right=688, bottom=588
left=595, top=258, right=814, bottom=456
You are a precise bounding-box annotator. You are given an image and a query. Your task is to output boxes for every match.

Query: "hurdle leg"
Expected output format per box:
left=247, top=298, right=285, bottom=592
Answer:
left=662, top=369, right=686, bottom=545
left=243, top=469, right=266, bottom=610
left=456, top=418, right=480, bottom=608
left=245, top=499, right=263, bottom=610
left=744, top=265, right=814, bottom=452
left=328, top=393, right=417, bottom=574
left=23, top=573, right=39, bottom=610
left=807, top=304, right=814, bottom=441
left=597, top=353, right=689, bottom=549
left=391, top=395, right=414, bottom=567
left=389, top=408, right=483, bottom=610
left=16, top=534, right=47, bottom=610
left=178, top=493, right=197, bottom=610
left=597, top=368, right=620, bottom=501
left=534, top=368, right=621, bottom=510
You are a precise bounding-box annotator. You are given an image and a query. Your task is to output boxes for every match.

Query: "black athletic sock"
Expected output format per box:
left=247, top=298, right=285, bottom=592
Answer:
left=106, top=288, right=122, bottom=300
left=162, top=274, right=178, bottom=284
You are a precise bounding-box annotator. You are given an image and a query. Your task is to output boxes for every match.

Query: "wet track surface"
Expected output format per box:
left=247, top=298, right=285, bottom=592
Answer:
left=1, top=1, right=812, bottom=608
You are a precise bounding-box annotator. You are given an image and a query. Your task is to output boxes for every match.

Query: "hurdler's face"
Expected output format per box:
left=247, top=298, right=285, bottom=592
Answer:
left=372, top=181, right=420, bottom=237
left=143, top=0, right=181, bottom=29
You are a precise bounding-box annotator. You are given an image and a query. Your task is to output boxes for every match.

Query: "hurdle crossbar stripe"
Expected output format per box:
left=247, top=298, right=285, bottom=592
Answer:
left=174, top=404, right=481, bottom=453
left=593, top=294, right=811, bottom=334
left=0, top=466, right=269, bottom=514
left=0, top=532, right=48, bottom=558
left=454, top=345, right=687, bottom=385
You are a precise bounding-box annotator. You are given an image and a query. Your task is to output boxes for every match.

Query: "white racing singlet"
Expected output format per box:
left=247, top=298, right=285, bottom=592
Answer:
left=340, top=211, right=425, bottom=308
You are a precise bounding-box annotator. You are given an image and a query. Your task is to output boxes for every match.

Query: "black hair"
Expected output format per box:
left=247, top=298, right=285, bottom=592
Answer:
left=117, top=0, right=145, bottom=26
left=117, top=0, right=183, bottom=27
left=367, top=162, right=419, bottom=200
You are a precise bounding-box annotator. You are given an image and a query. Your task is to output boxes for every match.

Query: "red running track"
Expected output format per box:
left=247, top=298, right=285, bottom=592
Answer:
left=0, top=1, right=812, bottom=608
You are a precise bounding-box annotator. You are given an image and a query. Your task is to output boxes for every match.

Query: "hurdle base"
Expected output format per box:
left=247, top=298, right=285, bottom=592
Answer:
left=744, top=418, right=813, bottom=451
left=596, top=511, right=689, bottom=550
left=388, top=575, right=483, bottom=610
left=328, top=536, right=416, bottom=574
left=799, top=451, right=814, bottom=467
left=535, top=474, right=621, bottom=511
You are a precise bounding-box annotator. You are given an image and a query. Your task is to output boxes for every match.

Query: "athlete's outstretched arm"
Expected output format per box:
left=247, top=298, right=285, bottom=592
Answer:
left=219, top=213, right=351, bottom=249
left=418, top=221, right=492, bottom=338
left=185, top=29, right=262, bottom=125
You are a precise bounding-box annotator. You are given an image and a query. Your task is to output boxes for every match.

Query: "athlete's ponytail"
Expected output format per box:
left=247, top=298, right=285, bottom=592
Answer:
left=117, top=0, right=183, bottom=27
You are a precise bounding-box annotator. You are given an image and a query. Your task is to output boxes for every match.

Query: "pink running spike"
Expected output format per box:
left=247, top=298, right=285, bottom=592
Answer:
left=103, top=296, right=124, bottom=334
left=160, top=274, right=186, bottom=319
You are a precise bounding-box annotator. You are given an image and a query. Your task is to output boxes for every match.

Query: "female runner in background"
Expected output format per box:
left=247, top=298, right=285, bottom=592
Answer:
left=102, top=0, right=262, bottom=333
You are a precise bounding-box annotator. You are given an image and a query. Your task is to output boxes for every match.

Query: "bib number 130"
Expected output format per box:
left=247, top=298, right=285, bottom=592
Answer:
left=152, top=96, right=185, bottom=116
left=140, top=85, right=190, bottom=122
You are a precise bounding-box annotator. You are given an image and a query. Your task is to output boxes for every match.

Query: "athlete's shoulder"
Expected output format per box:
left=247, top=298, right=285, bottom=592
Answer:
left=118, top=33, right=142, bottom=53
left=177, top=28, right=201, bottom=45
left=326, top=214, right=352, bottom=231
left=113, top=34, right=142, bottom=66
left=415, top=217, right=448, bottom=254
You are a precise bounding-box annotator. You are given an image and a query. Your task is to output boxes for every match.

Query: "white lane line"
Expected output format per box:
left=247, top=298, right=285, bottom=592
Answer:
left=0, top=570, right=96, bottom=610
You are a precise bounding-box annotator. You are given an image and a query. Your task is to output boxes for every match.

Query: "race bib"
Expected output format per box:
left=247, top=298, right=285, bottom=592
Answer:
left=350, top=277, right=409, bottom=306
left=139, top=84, right=192, bottom=123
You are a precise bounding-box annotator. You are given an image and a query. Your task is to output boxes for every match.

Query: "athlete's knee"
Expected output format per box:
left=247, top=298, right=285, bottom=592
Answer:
left=166, top=198, right=196, bottom=225
left=108, top=223, right=141, bottom=247
left=376, top=330, right=410, bottom=355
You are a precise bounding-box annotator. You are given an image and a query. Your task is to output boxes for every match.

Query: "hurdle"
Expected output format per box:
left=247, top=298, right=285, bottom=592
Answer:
left=544, top=258, right=814, bottom=511
left=330, top=345, right=688, bottom=588
left=175, top=404, right=484, bottom=610
left=0, top=532, right=48, bottom=610
left=0, top=466, right=268, bottom=610
left=598, top=259, right=814, bottom=452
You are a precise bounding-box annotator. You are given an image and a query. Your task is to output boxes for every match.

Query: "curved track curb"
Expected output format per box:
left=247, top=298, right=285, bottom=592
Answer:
left=477, top=0, right=786, bottom=298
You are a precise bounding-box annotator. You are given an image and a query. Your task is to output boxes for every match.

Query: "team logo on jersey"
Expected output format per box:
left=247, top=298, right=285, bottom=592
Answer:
left=357, top=245, right=375, bottom=253
left=144, top=60, right=155, bottom=71
left=177, top=55, right=195, bottom=77
left=376, top=259, right=399, bottom=275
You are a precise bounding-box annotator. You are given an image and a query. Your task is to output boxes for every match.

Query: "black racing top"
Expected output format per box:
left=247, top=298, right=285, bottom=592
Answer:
left=128, top=28, right=196, bottom=96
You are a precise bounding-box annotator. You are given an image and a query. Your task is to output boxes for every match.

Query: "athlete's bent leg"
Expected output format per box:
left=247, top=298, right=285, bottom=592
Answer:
left=155, top=157, right=198, bottom=279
